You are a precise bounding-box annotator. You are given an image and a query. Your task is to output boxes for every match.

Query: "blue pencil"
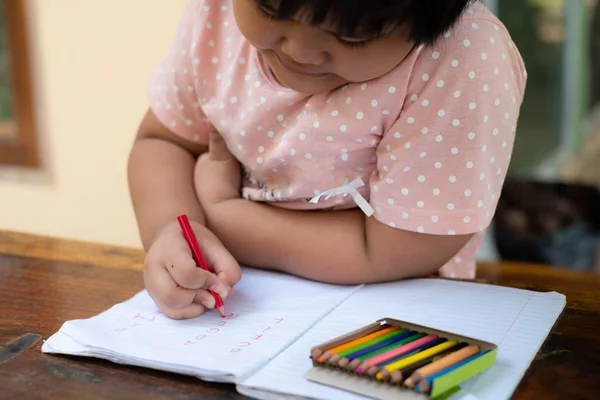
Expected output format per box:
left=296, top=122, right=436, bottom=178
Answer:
left=414, top=350, right=492, bottom=393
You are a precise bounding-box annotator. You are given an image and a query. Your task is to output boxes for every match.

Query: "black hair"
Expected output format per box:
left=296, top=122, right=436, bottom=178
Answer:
left=255, top=0, right=474, bottom=45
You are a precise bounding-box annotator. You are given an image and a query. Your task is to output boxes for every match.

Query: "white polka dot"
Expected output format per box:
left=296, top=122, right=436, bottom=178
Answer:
left=341, top=153, right=349, bottom=161
left=433, top=188, right=441, bottom=195
left=490, top=36, right=496, bottom=44
left=454, top=90, right=461, bottom=98
left=387, top=198, right=395, bottom=205
left=417, top=201, right=424, bottom=208
left=388, top=86, right=396, bottom=94
left=256, top=157, right=263, bottom=164
left=463, top=39, right=471, bottom=47
left=277, top=114, right=284, bottom=122
left=258, top=146, right=265, bottom=153
left=481, top=52, right=487, bottom=60
left=313, top=121, right=320, bottom=128
left=432, top=51, right=440, bottom=59
left=239, top=129, right=246, bottom=136
left=478, top=200, right=484, bottom=208
left=298, top=133, right=306, bottom=140
left=417, top=226, right=425, bottom=233
left=468, top=71, right=476, bottom=79
left=437, top=110, right=446, bottom=117
left=448, top=230, right=456, bottom=235
left=482, top=145, right=487, bottom=152
left=422, top=74, right=430, bottom=81
left=432, top=216, right=439, bottom=223
left=494, top=68, right=500, bottom=75
left=451, top=147, right=459, bottom=155
left=449, top=176, right=457, bottom=183
left=484, top=115, right=489, bottom=123
left=468, top=132, right=476, bottom=140
left=411, top=94, right=418, bottom=101
left=472, top=22, right=479, bottom=30
left=466, top=161, right=474, bottom=168
left=356, top=112, right=364, bottom=120
left=382, top=109, right=390, bottom=115
left=346, top=97, right=352, bottom=104
left=267, top=130, right=275, bottom=138
left=435, top=135, right=443, bottom=142
left=211, top=57, right=219, bottom=64
left=452, top=119, right=460, bottom=127
left=417, top=175, right=425, bottom=183
left=402, top=212, right=409, bottom=219
left=479, top=173, right=485, bottom=181
left=371, top=100, right=378, bottom=107
left=331, top=110, right=339, bottom=116
left=289, top=148, right=296, bottom=155
left=420, top=152, right=427, bottom=158
left=394, top=132, right=401, bottom=139
left=483, top=84, right=489, bottom=92
left=340, top=125, right=347, bottom=132
left=386, top=178, right=393, bottom=184
left=404, top=142, right=411, bottom=149
left=469, top=102, right=477, bottom=110
left=451, top=59, right=459, bottom=68
left=401, top=188, right=409, bottom=195
left=422, top=127, right=429, bottom=134
left=437, top=80, right=445, bottom=88
left=407, top=117, right=415, bottom=124
left=464, top=189, right=472, bottom=197
left=421, top=99, right=430, bottom=107
left=434, top=162, right=442, bottom=169
left=447, top=203, right=455, bottom=210
left=493, top=128, right=499, bottom=136
left=505, top=112, right=510, bottom=120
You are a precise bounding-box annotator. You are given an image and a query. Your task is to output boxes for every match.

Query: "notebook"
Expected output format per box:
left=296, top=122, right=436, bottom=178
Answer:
left=42, top=267, right=566, bottom=399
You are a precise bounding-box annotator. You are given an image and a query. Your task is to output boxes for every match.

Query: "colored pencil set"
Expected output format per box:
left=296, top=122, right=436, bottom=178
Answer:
left=307, top=319, right=497, bottom=398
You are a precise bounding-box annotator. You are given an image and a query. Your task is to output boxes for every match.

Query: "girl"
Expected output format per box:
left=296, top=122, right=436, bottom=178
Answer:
left=128, top=0, right=527, bottom=319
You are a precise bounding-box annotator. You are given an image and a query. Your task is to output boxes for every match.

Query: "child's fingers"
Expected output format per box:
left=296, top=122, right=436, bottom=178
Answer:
left=209, top=129, right=234, bottom=161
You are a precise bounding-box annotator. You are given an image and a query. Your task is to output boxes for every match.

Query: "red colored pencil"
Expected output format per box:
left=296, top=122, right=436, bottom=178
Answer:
left=177, top=214, right=225, bottom=317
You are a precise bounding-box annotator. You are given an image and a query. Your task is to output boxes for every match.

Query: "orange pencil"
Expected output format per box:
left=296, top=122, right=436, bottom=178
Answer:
left=403, top=344, right=480, bottom=387
left=316, top=326, right=400, bottom=363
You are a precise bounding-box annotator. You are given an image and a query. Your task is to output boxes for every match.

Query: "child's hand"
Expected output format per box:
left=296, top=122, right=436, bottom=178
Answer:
left=195, top=129, right=242, bottom=209
left=143, top=219, right=241, bottom=319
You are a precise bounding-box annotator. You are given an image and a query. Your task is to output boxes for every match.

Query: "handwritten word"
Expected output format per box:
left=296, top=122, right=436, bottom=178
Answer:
left=114, top=310, right=161, bottom=333
left=183, top=313, right=239, bottom=346
left=231, top=317, right=284, bottom=353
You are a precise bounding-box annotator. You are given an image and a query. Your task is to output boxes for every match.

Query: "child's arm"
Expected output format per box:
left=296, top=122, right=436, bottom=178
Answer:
left=206, top=200, right=473, bottom=284
left=127, top=109, right=208, bottom=249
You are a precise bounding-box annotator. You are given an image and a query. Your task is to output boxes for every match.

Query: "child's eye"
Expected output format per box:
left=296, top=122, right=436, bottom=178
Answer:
left=337, top=37, right=373, bottom=49
left=254, top=2, right=278, bottom=20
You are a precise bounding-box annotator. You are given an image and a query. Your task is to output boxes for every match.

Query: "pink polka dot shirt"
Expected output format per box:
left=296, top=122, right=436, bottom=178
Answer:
left=146, top=0, right=527, bottom=279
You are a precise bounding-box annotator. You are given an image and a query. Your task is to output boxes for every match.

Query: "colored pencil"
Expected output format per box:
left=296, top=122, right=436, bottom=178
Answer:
left=415, top=350, right=492, bottom=394
left=390, top=342, right=469, bottom=384
left=347, top=332, right=427, bottom=371
left=403, top=344, right=480, bottom=387
left=376, top=340, right=459, bottom=381
left=310, top=325, right=386, bottom=360
left=356, top=334, right=438, bottom=374
left=316, top=326, right=400, bottom=363
left=366, top=338, right=449, bottom=376
left=177, top=214, right=225, bottom=317
left=335, top=329, right=411, bottom=367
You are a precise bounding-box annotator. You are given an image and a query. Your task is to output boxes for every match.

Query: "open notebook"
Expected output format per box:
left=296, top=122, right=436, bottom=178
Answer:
left=42, top=267, right=566, bottom=399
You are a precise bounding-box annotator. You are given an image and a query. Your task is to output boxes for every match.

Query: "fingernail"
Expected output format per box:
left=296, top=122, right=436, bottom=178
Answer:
left=210, top=283, right=228, bottom=301
left=201, top=298, right=215, bottom=309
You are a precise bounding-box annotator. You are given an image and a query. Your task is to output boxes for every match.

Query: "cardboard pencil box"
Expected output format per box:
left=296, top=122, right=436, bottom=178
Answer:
left=305, top=318, right=498, bottom=399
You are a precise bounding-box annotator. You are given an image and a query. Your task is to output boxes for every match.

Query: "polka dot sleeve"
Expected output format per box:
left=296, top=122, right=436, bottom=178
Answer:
left=370, top=19, right=527, bottom=236
left=145, top=0, right=212, bottom=144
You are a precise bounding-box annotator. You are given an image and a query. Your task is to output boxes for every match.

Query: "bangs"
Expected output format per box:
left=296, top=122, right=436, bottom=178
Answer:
left=255, top=0, right=473, bottom=45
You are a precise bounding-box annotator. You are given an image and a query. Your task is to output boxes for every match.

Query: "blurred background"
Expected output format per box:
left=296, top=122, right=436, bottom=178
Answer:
left=0, top=0, right=599, bottom=273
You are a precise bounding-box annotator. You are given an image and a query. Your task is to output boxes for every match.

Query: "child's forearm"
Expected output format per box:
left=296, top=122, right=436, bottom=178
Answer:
left=127, top=111, right=208, bottom=250
left=207, top=200, right=472, bottom=284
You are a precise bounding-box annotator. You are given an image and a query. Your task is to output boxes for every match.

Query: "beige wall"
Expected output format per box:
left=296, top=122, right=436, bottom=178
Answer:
left=0, top=0, right=188, bottom=248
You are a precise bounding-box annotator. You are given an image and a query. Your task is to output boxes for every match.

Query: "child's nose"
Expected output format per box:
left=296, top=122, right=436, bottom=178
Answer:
left=280, top=27, right=327, bottom=66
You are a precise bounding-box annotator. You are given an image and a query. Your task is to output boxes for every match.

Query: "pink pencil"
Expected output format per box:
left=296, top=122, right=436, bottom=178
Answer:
left=355, top=334, right=438, bottom=374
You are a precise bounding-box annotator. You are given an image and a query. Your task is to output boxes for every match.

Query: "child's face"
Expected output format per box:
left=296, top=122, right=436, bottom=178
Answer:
left=232, top=0, right=415, bottom=94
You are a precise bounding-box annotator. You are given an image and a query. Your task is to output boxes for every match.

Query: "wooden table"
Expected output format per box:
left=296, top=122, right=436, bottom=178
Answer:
left=1, top=230, right=599, bottom=399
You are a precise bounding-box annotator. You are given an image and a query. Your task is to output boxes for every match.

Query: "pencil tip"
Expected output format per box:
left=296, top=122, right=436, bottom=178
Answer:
left=216, top=306, right=225, bottom=317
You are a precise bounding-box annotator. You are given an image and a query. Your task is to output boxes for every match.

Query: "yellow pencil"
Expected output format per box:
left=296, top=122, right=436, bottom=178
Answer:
left=376, top=340, right=458, bottom=381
